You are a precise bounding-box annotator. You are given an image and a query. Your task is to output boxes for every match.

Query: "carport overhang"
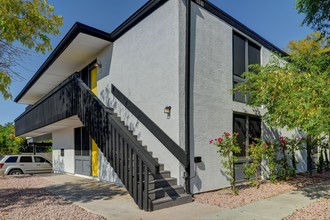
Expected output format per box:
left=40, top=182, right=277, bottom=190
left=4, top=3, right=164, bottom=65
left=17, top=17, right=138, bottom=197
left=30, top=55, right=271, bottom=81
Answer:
left=21, top=116, right=83, bottom=139
left=14, top=22, right=112, bottom=105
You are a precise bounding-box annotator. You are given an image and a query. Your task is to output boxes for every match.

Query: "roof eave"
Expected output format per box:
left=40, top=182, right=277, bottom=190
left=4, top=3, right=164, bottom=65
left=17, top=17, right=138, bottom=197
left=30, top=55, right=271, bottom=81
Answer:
left=14, top=22, right=112, bottom=103
left=193, top=0, right=289, bottom=57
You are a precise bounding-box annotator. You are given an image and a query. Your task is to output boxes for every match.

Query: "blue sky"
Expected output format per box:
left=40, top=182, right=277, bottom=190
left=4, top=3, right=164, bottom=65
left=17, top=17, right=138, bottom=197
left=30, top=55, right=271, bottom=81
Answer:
left=0, top=0, right=312, bottom=125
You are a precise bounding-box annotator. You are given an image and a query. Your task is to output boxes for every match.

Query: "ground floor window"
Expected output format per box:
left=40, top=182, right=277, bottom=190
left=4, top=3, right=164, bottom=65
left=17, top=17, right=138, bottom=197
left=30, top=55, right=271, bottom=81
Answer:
left=233, top=113, right=261, bottom=157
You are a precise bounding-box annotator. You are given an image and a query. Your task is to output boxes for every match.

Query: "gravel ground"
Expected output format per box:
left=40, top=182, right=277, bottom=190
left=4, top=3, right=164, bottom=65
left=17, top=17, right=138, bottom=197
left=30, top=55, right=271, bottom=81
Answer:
left=1, top=172, right=329, bottom=219
left=194, top=171, right=330, bottom=213
left=284, top=198, right=330, bottom=220
left=0, top=175, right=106, bottom=220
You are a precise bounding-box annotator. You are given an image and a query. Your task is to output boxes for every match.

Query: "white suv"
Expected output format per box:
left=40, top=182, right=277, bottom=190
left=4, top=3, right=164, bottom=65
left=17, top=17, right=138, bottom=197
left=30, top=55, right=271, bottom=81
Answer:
left=0, top=155, right=52, bottom=175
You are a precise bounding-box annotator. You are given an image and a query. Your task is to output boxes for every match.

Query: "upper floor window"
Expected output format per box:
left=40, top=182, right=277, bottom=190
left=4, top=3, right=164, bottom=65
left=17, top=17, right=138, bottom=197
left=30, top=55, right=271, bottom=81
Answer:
left=233, top=32, right=261, bottom=103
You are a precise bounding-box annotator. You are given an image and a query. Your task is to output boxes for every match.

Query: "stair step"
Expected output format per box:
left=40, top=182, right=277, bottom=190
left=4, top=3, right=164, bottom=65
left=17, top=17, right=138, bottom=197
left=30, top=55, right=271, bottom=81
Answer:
left=151, top=194, right=192, bottom=211
left=149, top=170, right=171, bottom=181
left=148, top=185, right=186, bottom=200
left=158, top=163, right=164, bottom=171
left=149, top=177, right=177, bottom=190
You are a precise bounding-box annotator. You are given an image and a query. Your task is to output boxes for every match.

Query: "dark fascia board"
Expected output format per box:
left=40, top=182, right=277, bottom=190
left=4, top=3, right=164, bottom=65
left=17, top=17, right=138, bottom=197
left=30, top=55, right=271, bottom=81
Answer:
left=193, top=0, right=289, bottom=57
left=14, top=22, right=112, bottom=103
left=15, top=0, right=289, bottom=102
left=110, top=0, right=168, bottom=41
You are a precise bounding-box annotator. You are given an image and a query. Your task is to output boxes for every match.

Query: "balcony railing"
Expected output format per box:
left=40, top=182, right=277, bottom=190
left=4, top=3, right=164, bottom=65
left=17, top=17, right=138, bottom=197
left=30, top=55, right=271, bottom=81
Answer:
left=15, top=74, right=160, bottom=211
left=15, top=75, right=77, bottom=136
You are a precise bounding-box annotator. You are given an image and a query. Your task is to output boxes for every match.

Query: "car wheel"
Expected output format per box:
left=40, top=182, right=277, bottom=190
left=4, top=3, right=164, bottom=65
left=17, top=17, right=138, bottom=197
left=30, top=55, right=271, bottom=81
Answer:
left=9, top=169, right=23, bottom=175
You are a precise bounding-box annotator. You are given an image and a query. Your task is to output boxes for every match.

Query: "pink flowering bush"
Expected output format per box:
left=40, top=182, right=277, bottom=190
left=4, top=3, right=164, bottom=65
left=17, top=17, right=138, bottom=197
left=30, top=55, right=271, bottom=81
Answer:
left=275, top=135, right=305, bottom=179
left=210, top=132, right=241, bottom=194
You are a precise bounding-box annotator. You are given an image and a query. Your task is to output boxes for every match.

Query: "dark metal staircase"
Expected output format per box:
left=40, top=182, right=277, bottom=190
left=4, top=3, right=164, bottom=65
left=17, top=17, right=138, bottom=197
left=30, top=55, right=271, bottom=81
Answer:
left=110, top=113, right=192, bottom=211
left=74, top=76, right=192, bottom=211
left=15, top=74, right=191, bottom=211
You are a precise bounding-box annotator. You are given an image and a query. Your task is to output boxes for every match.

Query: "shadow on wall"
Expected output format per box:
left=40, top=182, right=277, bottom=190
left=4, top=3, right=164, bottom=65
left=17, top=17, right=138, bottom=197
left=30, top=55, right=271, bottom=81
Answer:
left=98, top=151, right=123, bottom=185
left=262, top=123, right=281, bottom=142
left=53, top=155, right=65, bottom=173
left=263, top=124, right=308, bottom=173
left=100, top=85, right=142, bottom=139
left=191, top=162, right=205, bottom=191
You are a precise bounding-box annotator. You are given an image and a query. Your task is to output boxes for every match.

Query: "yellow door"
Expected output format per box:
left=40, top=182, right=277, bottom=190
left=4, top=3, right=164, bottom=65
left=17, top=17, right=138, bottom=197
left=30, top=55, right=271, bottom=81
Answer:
left=90, top=67, right=99, bottom=177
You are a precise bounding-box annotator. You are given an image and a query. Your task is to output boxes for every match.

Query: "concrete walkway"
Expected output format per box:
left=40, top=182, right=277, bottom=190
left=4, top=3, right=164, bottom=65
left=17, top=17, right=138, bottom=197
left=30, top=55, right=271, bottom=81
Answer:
left=202, top=180, right=330, bottom=220
left=40, top=174, right=330, bottom=220
left=41, top=174, right=222, bottom=220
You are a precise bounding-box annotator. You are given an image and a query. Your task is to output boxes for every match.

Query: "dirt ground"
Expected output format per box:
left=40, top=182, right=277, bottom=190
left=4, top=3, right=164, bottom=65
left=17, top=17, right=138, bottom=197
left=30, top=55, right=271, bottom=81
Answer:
left=194, top=171, right=330, bottom=219
left=0, top=175, right=105, bottom=220
left=1, top=172, right=329, bottom=219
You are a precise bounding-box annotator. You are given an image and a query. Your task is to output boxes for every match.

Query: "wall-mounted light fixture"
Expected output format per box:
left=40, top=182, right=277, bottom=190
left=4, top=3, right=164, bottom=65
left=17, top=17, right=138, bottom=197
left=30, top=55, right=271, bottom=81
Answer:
left=93, top=61, right=102, bottom=68
left=164, top=106, right=171, bottom=119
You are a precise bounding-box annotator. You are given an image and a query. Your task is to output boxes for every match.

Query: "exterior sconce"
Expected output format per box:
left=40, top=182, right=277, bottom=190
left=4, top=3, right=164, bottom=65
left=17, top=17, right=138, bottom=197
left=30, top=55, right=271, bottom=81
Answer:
left=93, top=61, right=102, bottom=68
left=164, top=106, right=171, bottom=119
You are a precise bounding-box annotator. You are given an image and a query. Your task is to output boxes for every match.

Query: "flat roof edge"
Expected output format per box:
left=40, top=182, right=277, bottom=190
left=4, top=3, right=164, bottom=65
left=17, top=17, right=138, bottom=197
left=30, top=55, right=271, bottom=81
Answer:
left=193, top=0, right=289, bottom=57
left=110, top=0, right=168, bottom=41
left=15, top=0, right=289, bottom=103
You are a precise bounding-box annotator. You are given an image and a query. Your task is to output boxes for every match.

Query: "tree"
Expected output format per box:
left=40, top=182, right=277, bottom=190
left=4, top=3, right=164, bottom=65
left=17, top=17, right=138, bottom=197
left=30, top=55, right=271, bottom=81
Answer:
left=235, top=32, right=330, bottom=137
left=0, top=122, right=27, bottom=154
left=295, top=0, right=330, bottom=35
left=0, top=0, right=63, bottom=99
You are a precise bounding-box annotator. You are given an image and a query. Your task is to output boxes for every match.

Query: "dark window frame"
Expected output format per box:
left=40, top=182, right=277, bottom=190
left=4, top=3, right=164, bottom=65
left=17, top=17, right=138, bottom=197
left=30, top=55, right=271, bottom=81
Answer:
left=233, top=31, right=261, bottom=103
left=233, top=113, right=261, bottom=157
left=74, top=127, right=90, bottom=157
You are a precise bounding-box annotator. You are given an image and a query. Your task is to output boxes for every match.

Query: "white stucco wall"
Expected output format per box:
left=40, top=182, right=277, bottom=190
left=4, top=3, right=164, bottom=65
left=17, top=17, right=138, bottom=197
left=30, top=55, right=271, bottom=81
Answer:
left=97, top=0, right=184, bottom=183
left=52, top=127, right=75, bottom=174
left=98, top=149, right=122, bottom=185
left=52, top=125, right=122, bottom=184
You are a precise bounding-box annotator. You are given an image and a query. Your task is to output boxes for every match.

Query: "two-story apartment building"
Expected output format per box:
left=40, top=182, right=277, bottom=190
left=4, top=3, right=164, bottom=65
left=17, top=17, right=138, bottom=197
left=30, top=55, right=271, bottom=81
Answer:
left=14, top=0, right=307, bottom=211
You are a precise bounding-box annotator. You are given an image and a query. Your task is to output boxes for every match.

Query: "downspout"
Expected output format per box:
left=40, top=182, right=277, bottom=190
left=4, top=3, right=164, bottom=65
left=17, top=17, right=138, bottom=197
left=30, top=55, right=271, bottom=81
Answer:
left=184, top=0, right=191, bottom=194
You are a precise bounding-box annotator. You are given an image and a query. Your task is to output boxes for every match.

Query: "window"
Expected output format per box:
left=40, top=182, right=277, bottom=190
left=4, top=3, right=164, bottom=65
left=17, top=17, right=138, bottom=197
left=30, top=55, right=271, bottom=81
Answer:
left=34, top=156, right=46, bottom=163
left=75, top=127, right=90, bottom=156
left=5, top=156, right=18, bottom=163
left=61, top=149, right=64, bottom=157
left=233, top=32, right=261, bottom=103
left=233, top=113, right=261, bottom=157
left=19, top=156, right=33, bottom=163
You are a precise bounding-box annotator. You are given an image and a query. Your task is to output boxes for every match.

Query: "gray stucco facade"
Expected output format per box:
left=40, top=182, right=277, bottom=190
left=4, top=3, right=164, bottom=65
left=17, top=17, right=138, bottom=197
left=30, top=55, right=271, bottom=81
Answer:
left=54, top=0, right=307, bottom=193
left=16, top=0, right=309, bottom=195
